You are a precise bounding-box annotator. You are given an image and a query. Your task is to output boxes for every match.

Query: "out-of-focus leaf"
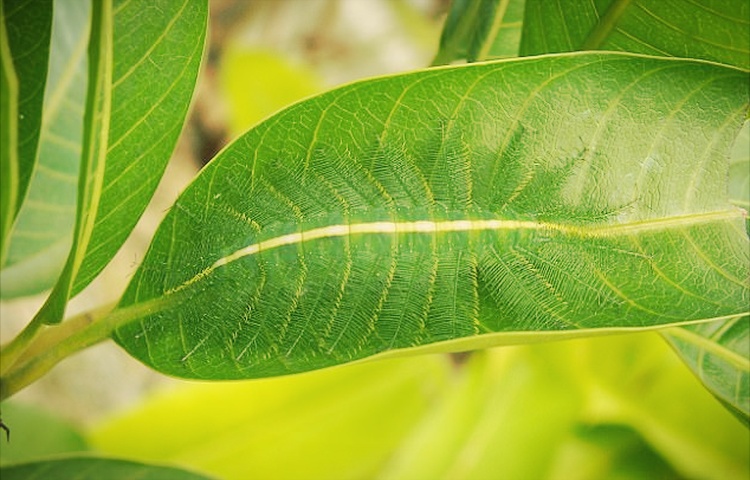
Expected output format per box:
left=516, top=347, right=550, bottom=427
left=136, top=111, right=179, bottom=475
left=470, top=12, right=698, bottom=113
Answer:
left=380, top=347, right=583, bottom=479
left=0, top=402, right=88, bottom=465
left=1, top=0, right=89, bottom=299
left=520, top=0, right=750, bottom=69
left=0, top=457, right=214, bottom=480
left=547, top=424, right=682, bottom=480
left=219, top=48, right=321, bottom=136
left=92, top=334, right=747, bottom=480
left=433, top=0, right=525, bottom=65
left=89, top=356, right=450, bottom=480
left=575, top=333, right=750, bottom=479
left=32, top=0, right=207, bottom=323
left=111, top=53, right=748, bottom=383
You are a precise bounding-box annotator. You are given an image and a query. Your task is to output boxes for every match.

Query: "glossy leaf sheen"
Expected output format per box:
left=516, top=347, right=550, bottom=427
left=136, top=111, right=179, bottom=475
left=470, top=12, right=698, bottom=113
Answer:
left=114, top=53, right=749, bottom=380
left=0, top=457, right=213, bottom=480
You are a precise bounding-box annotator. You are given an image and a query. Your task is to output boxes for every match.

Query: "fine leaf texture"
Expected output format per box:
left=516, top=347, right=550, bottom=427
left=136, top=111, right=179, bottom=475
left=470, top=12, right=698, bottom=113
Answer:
left=0, top=457, right=214, bottom=480
left=0, top=0, right=89, bottom=299
left=433, top=0, right=525, bottom=65
left=31, top=0, right=207, bottom=323
left=112, top=52, right=749, bottom=381
left=520, top=0, right=750, bottom=69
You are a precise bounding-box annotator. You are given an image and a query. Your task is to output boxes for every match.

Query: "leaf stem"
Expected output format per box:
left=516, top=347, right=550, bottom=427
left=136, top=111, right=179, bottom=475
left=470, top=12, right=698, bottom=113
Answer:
left=0, top=317, right=45, bottom=376
left=0, top=294, right=175, bottom=401
left=0, top=302, right=116, bottom=401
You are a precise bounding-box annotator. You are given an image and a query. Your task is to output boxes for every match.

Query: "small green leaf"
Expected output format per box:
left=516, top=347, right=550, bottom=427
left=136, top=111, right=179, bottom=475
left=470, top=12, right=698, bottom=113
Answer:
left=112, top=53, right=749, bottom=382
left=520, top=0, right=750, bottom=69
left=0, top=457, right=214, bottom=480
left=433, top=0, right=525, bottom=65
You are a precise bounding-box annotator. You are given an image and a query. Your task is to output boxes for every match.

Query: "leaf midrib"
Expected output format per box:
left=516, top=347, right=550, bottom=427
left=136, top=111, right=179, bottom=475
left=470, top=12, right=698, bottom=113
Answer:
left=165, top=208, right=745, bottom=296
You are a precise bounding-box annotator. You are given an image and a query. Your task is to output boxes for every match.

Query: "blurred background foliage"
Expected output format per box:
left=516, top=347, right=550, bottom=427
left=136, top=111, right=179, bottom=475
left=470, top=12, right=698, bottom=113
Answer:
left=1, top=0, right=748, bottom=478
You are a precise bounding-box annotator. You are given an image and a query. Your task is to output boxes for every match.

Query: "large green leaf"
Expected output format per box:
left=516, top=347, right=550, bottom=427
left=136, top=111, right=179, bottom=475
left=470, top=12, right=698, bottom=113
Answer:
left=433, top=0, right=525, bottom=65
left=1, top=0, right=88, bottom=299
left=111, top=53, right=749, bottom=381
left=520, top=0, right=750, bottom=69
left=0, top=457, right=214, bottom=480
left=31, top=0, right=207, bottom=323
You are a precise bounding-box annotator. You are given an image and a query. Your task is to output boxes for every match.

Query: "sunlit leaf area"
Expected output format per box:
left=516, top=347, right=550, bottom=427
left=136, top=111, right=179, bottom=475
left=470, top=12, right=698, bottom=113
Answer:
left=1, top=0, right=748, bottom=479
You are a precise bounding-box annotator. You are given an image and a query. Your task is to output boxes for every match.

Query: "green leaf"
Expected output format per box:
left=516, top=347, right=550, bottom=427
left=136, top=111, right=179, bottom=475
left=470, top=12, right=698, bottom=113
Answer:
left=2, top=0, right=53, bottom=221
left=32, top=0, right=207, bottom=323
left=0, top=457, right=214, bottom=480
left=36, top=0, right=114, bottom=325
left=0, top=402, right=88, bottom=465
left=571, top=333, right=750, bottom=478
left=0, top=0, right=19, bottom=265
left=662, top=318, right=750, bottom=420
left=1, top=0, right=89, bottom=299
left=433, top=0, right=526, bottom=65
left=90, top=355, right=450, bottom=480
left=520, top=0, right=750, bottom=69
left=111, top=53, right=749, bottom=382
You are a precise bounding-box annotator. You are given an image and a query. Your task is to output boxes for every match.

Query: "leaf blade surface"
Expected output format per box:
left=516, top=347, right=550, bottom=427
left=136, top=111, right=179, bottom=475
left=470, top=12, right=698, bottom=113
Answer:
left=113, top=53, right=749, bottom=380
